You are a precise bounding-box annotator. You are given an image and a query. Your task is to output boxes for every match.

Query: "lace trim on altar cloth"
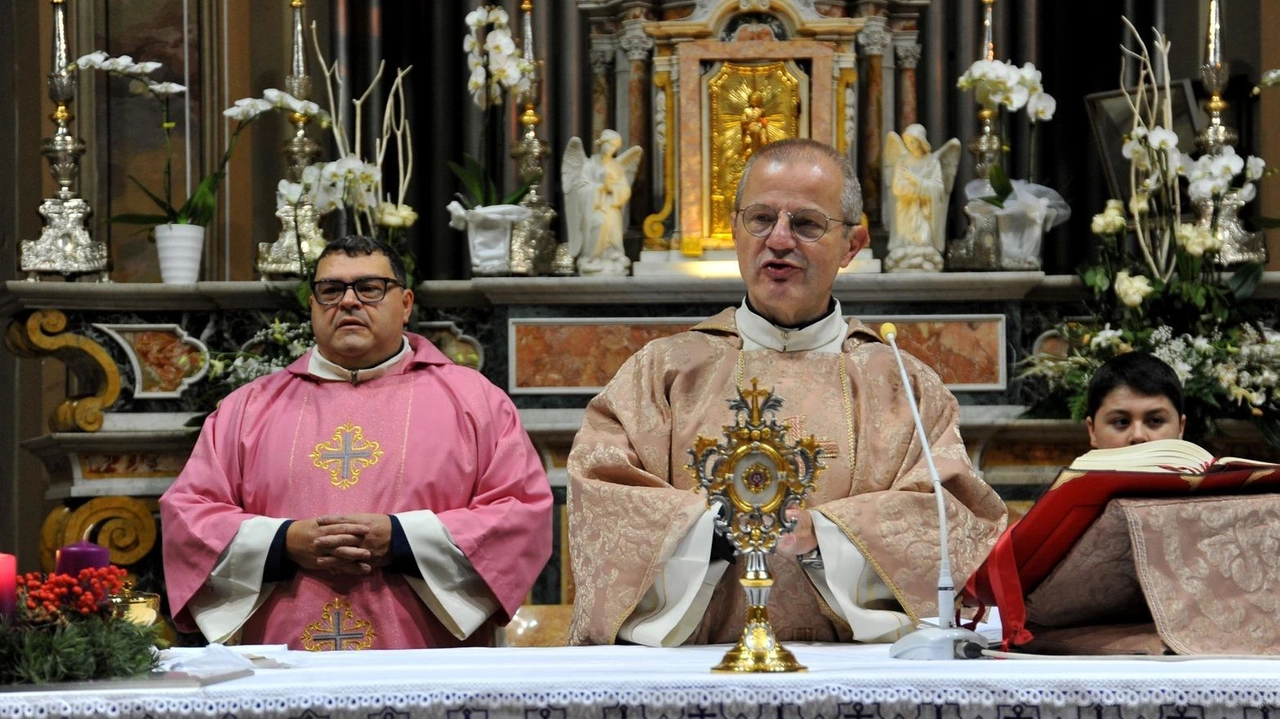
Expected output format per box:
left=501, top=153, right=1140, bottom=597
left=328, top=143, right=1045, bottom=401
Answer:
left=4, top=644, right=1280, bottom=718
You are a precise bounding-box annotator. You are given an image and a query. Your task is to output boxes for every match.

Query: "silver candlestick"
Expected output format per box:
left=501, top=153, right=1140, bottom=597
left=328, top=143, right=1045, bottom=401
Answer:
left=257, top=0, right=326, bottom=278
left=1194, top=0, right=1264, bottom=265
left=21, top=0, right=110, bottom=282
left=947, top=0, right=1001, bottom=271
left=508, top=0, right=559, bottom=276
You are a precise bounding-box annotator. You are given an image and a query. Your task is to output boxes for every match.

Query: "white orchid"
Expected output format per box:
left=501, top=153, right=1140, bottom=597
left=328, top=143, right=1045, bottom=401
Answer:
left=957, top=57, right=1057, bottom=184
left=463, top=4, right=531, bottom=111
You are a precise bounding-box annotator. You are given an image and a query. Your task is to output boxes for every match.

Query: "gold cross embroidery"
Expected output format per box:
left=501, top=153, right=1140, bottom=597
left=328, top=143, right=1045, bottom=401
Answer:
left=310, top=422, right=382, bottom=490
left=782, top=415, right=839, bottom=458
left=301, top=598, right=376, bottom=651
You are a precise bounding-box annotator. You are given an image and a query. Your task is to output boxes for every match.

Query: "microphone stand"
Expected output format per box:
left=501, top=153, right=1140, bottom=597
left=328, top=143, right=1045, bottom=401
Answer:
left=880, top=323, right=988, bottom=660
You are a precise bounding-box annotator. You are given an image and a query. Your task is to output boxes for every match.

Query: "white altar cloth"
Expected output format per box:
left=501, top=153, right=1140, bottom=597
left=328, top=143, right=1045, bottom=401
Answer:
left=3, top=643, right=1280, bottom=719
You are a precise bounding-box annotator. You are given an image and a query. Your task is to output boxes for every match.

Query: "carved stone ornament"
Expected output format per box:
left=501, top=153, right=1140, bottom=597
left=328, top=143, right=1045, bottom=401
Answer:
left=895, top=43, right=923, bottom=69
left=40, top=497, right=158, bottom=573
left=590, top=47, right=615, bottom=75
left=857, top=23, right=893, bottom=56
left=619, top=22, right=655, bottom=63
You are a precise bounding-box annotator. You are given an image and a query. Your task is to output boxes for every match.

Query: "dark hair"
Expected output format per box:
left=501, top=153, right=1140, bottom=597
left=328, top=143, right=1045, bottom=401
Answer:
left=1086, top=352, right=1184, bottom=419
left=313, top=235, right=407, bottom=287
left=733, top=138, right=863, bottom=226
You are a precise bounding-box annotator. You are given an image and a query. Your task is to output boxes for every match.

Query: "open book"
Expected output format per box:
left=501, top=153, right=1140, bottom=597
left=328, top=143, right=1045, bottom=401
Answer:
left=1064, top=438, right=1274, bottom=477
left=967, top=438, right=1280, bottom=631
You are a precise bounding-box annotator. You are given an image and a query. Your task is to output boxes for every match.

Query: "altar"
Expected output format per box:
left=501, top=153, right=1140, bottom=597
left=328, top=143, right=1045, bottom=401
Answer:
left=4, top=642, right=1280, bottom=719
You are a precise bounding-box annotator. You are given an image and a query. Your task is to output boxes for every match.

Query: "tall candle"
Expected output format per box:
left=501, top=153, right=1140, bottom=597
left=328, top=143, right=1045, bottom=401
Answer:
left=0, top=553, right=16, bottom=625
left=1205, top=0, right=1224, bottom=67
left=54, top=540, right=110, bottom=576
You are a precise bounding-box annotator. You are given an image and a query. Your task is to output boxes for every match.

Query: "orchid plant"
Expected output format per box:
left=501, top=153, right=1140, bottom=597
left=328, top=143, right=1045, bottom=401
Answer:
left=75, top=51, right=328, bottom=229
left=448, top=4, right=534, bottom=210
left=957, top=58, right=1057, bottom=187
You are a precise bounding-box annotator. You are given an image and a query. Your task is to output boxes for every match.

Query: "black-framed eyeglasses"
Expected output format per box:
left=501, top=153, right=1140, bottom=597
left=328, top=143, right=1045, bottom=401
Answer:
left=736, top=203, right=855, bottom=243
left=310, top=277, right=402, bottom=306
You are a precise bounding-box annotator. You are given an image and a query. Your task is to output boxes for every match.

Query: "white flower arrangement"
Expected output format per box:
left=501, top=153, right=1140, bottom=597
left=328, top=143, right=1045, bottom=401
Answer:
left=1021, top=17, right=1280, bottom=444
left=207, top=319, right=313, bottom=390
left=273, top=23, right=417, bottom=246
left=465, top=5, right=533, bottom=111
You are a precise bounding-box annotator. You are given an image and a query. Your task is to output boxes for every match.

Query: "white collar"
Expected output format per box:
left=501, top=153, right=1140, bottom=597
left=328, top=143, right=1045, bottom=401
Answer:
left=308, top=336, right=411, bottom=384
left=735, top=299, right=847, bottom=353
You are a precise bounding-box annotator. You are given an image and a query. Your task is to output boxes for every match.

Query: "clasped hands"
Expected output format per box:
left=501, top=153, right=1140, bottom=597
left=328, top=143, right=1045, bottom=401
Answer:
left=286, top=513, right=392, bottom=576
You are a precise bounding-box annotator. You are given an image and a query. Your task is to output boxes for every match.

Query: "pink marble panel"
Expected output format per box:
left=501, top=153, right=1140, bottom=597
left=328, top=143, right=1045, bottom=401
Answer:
left=515, top=322, right=694, bottom=390
left=513, top=317, right=1003, bottom=391
left=890, top=318, right=1004, bottom=387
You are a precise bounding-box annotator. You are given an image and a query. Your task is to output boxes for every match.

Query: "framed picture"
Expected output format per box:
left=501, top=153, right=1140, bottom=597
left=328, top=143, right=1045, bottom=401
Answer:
left=1085, top=79, right=1204, bottom=201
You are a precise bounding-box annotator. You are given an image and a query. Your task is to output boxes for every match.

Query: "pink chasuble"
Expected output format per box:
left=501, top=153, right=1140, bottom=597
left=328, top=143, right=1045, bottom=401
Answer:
left=161, top=335, right=552, bottom=650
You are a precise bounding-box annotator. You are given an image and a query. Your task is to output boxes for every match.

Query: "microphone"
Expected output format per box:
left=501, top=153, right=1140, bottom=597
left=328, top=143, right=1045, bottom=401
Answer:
left=879, top=323, right=988, bottom=660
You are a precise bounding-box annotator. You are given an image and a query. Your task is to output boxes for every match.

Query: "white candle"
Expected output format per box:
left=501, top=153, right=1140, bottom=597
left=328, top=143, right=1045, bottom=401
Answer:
left=1205, top=0, right=1224, bottom=67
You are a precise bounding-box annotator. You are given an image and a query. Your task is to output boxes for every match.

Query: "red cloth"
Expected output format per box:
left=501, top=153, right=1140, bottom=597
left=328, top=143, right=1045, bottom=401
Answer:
left=160, top=334, right=552, bottom=649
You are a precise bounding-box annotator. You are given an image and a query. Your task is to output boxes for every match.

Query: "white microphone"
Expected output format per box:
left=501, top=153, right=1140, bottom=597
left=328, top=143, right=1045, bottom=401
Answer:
left=879, top=323, right=987, bottom=660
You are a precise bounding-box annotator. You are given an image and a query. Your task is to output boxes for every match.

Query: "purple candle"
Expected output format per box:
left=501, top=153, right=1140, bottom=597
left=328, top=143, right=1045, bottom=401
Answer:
left=54, top=540, right=110, bottom=576
left=0, top=553, right=15, bottom=625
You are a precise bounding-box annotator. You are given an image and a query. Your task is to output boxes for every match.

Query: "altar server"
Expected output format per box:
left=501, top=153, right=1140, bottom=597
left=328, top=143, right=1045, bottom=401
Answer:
left=161, top=235, right=552, bottom=650
left=567, top=139, right=1006, bottom=646
left=1085, top=352, right=1186, bottom=449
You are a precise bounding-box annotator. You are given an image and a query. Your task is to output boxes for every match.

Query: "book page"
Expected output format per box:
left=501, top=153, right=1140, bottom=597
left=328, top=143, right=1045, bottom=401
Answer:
left=1067, top=438, right=1215, bottom=473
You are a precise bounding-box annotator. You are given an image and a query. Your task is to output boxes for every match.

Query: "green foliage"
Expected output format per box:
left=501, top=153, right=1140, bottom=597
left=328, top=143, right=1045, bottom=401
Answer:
left=0, top=617, right=162, bottom=685
left=447, top=153, right=532, bottom=208
left=977, top=165, right=1015, bottom=209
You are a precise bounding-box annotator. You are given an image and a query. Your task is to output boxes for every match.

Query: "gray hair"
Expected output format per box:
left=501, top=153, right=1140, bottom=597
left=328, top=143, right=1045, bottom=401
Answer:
left=733, top=138, right=863, bottom=227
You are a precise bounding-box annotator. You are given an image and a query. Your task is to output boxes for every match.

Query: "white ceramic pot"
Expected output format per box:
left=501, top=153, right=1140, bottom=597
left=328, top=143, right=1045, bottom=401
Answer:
left=154, top=223, right=205, bottom=283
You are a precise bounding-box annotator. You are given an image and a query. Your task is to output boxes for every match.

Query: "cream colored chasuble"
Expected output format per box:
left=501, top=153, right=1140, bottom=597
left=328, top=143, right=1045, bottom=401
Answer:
left=617, top=300, right=913, bottom=646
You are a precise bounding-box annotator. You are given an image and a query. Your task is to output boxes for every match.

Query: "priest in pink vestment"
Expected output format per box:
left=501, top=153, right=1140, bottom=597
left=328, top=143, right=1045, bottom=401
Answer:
left=567, top=140, right=1007, bottom=646
left=160, top=236, right=552, bottom=650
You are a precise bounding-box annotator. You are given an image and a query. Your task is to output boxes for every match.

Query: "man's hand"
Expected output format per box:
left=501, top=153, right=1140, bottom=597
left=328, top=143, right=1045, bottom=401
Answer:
left=775, top=508, right=818, bottom=557
left=315, top=513, right=394, bottom=572
left=285, top=514, right=392, bottom=576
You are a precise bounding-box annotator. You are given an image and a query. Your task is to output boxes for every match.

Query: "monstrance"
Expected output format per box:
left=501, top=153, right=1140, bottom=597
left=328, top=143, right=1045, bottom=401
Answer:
left=687, top=379, right=826, bottom=673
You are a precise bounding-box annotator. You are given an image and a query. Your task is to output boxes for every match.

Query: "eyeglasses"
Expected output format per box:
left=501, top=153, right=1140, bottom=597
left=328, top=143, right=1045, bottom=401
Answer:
left=310, top=277, right=402, bottom=306
left=736, top=203, right=855, bottom=243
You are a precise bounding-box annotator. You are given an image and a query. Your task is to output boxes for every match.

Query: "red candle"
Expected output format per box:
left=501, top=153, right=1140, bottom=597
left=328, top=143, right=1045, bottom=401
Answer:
left=0, top=553, right=15, bottom=625
left=54, top=540, right=110, bottom=576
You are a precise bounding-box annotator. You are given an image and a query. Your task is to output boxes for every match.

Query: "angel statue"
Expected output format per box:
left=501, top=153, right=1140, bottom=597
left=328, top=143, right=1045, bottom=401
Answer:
left=561, top=130, right=643, bottom=276
left=882, top=124, right=961, bottom=273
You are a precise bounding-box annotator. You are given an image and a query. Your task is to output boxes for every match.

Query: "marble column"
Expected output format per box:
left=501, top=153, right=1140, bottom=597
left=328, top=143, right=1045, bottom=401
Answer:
left=588, top=42, right=615, bottom=142
left=857, top=18, right=892, bottom=223
left=894, top=43, right=921, bottom=131
left=619, top=20, right=654, bottom=231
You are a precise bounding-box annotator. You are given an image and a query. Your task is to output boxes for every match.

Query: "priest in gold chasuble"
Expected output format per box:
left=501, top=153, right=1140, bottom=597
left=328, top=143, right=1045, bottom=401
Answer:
left=567, top=140, right=1006, bottom=647
left=161, top=236, right=552, bottom=650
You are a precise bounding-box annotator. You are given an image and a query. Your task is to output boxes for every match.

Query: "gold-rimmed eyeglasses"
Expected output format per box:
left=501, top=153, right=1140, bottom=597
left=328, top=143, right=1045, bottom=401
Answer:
left=736, top=203, right=855, bottom=243
left=311, top=277, right=402, bottom=306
